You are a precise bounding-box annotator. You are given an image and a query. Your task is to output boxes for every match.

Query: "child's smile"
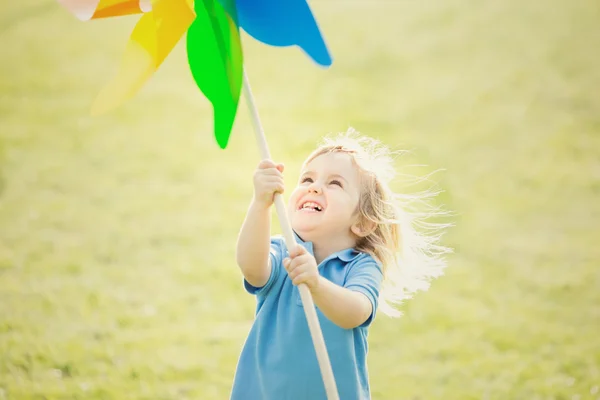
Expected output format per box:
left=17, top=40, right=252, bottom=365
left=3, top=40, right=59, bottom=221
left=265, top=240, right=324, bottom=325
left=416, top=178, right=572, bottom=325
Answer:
left=298, top=200, right=324, bottom=213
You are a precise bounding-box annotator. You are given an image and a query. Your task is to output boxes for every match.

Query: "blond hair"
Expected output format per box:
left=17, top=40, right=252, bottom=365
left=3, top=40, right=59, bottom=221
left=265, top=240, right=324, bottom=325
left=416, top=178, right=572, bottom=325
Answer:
left=303, top=128, right=452, bottom=317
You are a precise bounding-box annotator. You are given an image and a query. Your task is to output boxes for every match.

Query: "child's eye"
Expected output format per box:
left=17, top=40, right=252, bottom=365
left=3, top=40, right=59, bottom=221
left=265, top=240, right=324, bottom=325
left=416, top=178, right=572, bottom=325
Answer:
left=330, top=180, right=343, bottom=187
left=301, top=177, right=313, bottom=184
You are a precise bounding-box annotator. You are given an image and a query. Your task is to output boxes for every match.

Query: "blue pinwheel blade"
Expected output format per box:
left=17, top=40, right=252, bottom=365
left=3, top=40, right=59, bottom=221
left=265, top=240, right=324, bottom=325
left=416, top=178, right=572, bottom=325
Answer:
left=226, top=0, right=332, bottom=67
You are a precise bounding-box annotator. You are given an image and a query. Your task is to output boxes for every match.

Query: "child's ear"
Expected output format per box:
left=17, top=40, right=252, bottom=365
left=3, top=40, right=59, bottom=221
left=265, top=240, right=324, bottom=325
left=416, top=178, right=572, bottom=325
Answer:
left=351, top=219, right=377, bottom=238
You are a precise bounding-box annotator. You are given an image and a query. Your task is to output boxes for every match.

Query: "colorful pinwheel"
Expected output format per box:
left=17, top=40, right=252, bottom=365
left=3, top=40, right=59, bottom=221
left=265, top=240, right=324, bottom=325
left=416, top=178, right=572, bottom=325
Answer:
left=56, top=0, right=331, bottom=149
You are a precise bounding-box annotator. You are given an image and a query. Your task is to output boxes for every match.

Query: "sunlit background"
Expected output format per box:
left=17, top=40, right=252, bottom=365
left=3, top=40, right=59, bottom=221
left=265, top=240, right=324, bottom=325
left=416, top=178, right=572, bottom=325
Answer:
left=1, top=0, right=599, bottom=399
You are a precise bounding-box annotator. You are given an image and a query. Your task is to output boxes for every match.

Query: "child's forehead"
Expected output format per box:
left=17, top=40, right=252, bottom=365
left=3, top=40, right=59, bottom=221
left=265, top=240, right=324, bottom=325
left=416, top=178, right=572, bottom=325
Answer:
left=301, top=152, right=358, bottom=175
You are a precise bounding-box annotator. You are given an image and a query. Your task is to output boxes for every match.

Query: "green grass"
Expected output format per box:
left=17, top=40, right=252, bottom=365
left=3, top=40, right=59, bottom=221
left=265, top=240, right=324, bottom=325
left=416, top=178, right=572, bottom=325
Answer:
left=1, top=0, right=600, bottom=399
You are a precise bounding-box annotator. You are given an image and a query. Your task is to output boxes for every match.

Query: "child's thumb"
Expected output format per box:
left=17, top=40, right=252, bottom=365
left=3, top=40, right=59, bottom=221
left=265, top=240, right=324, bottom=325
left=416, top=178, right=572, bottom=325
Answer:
left=289, top=244, right=305, bottom=258
left=276, top=163, right=285, bottom=173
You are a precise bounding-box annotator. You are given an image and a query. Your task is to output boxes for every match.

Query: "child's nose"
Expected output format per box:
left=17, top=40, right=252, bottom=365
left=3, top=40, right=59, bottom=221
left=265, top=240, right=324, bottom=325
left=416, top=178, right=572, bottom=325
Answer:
left=308, top=182, right=323, bottom=194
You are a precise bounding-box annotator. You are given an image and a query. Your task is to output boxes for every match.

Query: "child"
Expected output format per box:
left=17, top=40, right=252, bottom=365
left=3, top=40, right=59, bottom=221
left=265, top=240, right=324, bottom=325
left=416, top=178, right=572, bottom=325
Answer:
left=230, top=129, right=450, bottom=400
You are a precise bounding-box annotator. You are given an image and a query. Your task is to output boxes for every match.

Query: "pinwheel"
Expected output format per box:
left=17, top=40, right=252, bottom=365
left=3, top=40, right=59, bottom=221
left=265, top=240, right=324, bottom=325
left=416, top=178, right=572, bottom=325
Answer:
left=57, top=0, right=331, bottom=148
left=56, top=0, right=339, bottom=398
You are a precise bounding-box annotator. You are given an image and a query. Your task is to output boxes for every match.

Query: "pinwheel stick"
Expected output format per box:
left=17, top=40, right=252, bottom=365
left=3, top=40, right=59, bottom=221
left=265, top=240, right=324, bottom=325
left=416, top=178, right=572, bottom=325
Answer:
left=242, top=69, right=340, bottom=400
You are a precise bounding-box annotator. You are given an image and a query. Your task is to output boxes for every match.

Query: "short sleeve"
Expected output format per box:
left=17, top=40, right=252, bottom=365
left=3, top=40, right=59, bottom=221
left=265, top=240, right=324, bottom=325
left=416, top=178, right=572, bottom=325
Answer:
left=243, top=236, right=286, bottom=297
left=344, top=257, right=384, bottom=327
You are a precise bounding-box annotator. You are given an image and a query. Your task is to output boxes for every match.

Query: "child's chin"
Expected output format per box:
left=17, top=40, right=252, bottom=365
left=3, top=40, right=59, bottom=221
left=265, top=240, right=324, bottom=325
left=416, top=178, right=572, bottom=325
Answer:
left=291, top=221, right=320, bottom=237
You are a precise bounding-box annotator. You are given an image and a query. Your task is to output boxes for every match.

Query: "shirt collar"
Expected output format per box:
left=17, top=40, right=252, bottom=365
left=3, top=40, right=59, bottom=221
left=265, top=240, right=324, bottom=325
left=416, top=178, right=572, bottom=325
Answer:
left=293, top=231, right=362, bottom=264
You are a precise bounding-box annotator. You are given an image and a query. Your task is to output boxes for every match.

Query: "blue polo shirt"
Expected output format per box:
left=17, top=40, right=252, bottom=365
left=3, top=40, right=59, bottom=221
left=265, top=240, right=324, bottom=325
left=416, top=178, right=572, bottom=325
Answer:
left=230, top=233, right=383, bottom=400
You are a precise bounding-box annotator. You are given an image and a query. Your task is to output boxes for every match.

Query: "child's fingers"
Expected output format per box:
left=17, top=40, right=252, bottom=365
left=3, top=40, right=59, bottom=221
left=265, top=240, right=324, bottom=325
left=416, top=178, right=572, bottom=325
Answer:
left=292, top=271, right=314, bottom=287
left=257, top=160, right=284, bottom=174
left=275, top=177, right=285, bottom=192
left=257, top=168, right=283, bottom=178
left=268, top=179, right=285, bottom=194
left=261, top=176, right=284, bottom=187
left=285, top=252, right=312, bottom=277
left=288, top=263, right=303, bottom=280
left=257, top=176, right=285, bottom=192
left=288, top=245, right=307, bottom=258
left=257, top=159, right=277, bottom=169
left=292, top=272, right=305, bottom=286
left=284, top=256, right=300, bottom=275
left=286, top=255, right=313, bottom=278
left=284, top=256, right=303, bottom=271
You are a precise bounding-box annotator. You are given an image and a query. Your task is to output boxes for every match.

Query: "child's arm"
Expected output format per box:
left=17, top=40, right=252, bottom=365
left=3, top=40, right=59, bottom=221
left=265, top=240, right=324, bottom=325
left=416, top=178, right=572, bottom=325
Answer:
left=236, top=200, right=272, bottom=287
left=284, top=246, right=381, bottom=329
left=236, top=160, right=285, bottom=288
left=310, top=278, right=373, bottom=329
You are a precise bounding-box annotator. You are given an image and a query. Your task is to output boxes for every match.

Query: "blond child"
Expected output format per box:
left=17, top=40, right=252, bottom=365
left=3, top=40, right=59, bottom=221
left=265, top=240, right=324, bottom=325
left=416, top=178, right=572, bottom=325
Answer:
left=230, top=129, right=450, bottom=399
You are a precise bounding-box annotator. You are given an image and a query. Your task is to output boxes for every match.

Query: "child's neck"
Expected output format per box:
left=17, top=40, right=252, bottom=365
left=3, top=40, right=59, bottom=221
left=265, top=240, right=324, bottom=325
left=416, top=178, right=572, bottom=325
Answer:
left=311, top=236, right=357, bottom=265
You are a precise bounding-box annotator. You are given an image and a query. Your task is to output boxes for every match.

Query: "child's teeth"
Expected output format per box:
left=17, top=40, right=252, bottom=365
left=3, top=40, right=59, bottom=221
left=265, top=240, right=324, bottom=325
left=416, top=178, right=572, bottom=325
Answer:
left=301, top=202, right=322, bottom=211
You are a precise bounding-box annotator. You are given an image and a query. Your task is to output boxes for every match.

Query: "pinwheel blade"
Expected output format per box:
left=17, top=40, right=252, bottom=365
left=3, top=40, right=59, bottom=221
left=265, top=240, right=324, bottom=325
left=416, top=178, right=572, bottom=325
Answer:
left=227, top=0, right=332, bottom=67
left=57, top=0, right=150, bottom=20
left=187, top=0, right=243, bottom=149
left=91, top=0, right=195, bottom=115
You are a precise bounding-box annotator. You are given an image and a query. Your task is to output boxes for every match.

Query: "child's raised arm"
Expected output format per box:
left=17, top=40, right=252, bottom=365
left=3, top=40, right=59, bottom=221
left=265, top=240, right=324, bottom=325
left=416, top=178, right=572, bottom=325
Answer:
left=235, top=160, right=285, bottom=288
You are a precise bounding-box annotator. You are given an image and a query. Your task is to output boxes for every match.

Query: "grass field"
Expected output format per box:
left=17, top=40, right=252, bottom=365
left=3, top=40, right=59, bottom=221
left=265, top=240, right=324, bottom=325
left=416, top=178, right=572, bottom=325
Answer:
left=1, top=0, right=600, bottom=399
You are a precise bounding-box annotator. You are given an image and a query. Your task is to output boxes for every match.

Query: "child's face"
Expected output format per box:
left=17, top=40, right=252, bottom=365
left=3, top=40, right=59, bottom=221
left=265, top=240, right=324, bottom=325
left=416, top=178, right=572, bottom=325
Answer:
left=288, top=152, right=362, bottom=244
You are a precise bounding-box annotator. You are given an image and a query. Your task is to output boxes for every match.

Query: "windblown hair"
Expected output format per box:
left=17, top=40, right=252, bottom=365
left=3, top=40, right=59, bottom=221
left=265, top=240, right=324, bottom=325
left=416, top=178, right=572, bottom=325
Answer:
left=303, top=128, right=453, bottom=317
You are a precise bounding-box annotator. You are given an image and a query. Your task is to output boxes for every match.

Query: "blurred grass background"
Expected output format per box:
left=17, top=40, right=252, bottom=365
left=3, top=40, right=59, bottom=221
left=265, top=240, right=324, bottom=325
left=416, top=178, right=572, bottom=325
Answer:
left=1, top=0, right=599, bottom=399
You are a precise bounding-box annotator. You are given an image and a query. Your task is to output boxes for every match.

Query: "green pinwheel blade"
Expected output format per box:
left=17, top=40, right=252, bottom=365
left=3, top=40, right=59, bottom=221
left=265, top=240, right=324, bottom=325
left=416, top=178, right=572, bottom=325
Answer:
left=187, top=0, right=243, bottom=149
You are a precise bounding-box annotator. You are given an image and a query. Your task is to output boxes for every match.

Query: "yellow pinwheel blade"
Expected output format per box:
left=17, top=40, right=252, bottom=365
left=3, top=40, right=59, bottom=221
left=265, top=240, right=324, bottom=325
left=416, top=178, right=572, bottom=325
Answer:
left=57, top=0, right=149, bottom=21
left=91, top=0, right=195, bottom=115
left=93, top=0, right=148, bottom=19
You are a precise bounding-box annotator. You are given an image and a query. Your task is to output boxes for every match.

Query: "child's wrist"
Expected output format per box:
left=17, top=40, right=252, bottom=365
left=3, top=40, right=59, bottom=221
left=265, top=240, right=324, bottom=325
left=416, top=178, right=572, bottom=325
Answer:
left=309, top=276, right=324, bottom=295
left=250, top=197, right=272, bottom=211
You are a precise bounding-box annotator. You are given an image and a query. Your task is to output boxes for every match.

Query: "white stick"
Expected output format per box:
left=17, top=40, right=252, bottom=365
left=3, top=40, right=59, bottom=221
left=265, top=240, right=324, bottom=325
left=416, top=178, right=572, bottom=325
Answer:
left=242, top=68, right=340, bottom=400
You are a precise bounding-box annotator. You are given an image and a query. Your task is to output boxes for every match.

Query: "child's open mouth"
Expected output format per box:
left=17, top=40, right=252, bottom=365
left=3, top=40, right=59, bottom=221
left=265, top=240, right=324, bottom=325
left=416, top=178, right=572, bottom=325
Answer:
left=299, top=201, right=323, bottom=212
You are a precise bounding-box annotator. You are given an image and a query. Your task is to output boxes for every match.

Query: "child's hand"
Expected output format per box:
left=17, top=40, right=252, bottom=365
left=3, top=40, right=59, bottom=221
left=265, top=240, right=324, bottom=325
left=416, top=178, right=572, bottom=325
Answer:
left=284, top=245, right=320, bottom=292
left=252, top=159, right=285, bottom=208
